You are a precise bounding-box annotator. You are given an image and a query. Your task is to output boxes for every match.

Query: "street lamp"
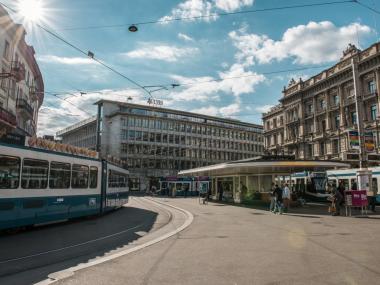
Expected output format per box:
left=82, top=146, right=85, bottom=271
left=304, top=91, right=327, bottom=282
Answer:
left=128, top=25, right=138, bottom=32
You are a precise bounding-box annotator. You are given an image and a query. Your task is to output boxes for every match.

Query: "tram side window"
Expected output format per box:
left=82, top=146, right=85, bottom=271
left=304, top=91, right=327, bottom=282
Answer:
left=89, top=166, right=98, bottom=188
left=108, top=170, right=127, bottom=188
left=71, top=164, right=89, bottom=188
left=49, top=162, right=71, bottom=189
left=0, top=156, right=20, bottom=189
left=21, top=159, right=49, bottom=189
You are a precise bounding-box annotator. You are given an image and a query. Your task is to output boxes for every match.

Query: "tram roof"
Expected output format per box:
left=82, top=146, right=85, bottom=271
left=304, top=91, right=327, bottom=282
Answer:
left=178, top=157, right=350, bottom=177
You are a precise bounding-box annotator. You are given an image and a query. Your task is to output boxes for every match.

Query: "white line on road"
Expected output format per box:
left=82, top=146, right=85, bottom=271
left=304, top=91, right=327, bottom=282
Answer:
left=37, top=197, right=194, bottom=285
left=0, top=223, right=145, bottom=264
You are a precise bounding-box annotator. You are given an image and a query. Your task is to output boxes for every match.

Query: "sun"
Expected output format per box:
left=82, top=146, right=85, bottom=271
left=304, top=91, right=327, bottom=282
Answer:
left=17, top=0, right=45, bottom=23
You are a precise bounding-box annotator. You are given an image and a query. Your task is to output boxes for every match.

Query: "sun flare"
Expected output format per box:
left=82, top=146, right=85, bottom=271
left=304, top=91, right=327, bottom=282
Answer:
left=17, top=0, right=45, bottom=22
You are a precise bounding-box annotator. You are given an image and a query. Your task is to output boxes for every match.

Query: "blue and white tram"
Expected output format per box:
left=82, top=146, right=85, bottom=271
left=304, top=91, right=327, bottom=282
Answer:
left=0, top=142, right=129, bottom=231
left=327, top=167, right=380, bottom=203
left=290, top=171, right=329, bottom=201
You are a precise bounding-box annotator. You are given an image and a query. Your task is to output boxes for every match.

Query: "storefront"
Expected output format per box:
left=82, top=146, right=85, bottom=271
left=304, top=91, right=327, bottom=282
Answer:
left=179, top=156, right=349, bottom=203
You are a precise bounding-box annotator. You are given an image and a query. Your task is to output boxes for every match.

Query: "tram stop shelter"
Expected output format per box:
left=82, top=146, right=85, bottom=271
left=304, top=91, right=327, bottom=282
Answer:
left=178, top=156, right=349, bottom=204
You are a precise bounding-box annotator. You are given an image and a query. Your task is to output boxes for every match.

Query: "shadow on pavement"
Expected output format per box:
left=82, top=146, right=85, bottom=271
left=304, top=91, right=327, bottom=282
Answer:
left=0, top=205, right=159, bottom=285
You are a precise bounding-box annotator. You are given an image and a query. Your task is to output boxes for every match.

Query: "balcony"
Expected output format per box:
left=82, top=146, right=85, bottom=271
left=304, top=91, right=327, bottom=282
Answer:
left=0, top=105, right=17, bottom=127
left=344, top=96, right=356, bottom=106
left=363, top=91, right=377, bottom=101
left=17, top=98, right=34, bottom=119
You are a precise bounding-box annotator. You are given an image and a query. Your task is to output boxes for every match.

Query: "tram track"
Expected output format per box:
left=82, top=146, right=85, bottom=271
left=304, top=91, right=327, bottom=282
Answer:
left=0, top=197, right=176, bottom=284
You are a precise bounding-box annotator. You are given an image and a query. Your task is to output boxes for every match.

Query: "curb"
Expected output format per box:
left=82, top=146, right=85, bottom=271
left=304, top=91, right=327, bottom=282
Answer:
left=36, top=197, right=194, bottom=285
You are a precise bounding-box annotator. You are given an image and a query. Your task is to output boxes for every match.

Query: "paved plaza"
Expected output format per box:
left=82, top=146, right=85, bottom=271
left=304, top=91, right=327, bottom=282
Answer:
left=54, top=197, right=380, bottom=285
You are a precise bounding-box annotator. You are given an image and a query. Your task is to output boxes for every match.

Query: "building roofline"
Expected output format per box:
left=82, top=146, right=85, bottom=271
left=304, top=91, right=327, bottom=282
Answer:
left=95, top=99, right=263, bottom=129
left=56, top=116, right=97, bottom=136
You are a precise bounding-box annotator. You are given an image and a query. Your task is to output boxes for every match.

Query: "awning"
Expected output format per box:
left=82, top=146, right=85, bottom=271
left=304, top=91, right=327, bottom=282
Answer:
left=178, top=159, right=350, bottom=177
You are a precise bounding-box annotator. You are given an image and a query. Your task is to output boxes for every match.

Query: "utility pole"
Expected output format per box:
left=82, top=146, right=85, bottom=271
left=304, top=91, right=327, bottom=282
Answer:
left=352, top=57, right=372, bottom=197
left=351, top=57, right=366, bottom=168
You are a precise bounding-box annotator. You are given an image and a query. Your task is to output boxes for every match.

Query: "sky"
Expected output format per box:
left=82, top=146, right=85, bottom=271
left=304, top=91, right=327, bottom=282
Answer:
left=3, top=0, right=380, bottom=136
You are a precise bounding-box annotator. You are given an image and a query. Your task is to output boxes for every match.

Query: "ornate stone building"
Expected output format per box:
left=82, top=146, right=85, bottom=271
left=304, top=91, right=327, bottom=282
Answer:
left=0, top=5, right=44, bottom=137
left=263, top=43, right=380, bottom=166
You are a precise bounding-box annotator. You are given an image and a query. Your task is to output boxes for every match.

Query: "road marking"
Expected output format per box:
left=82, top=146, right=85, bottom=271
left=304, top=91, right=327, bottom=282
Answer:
left=0, top=223, right=145, bottom=264
left=37, top=197, right=194, bottom=285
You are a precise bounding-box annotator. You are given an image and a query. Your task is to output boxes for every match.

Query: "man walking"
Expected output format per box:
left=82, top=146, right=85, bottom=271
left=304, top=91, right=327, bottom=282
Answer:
left=274, top=184, right=283, bottom=214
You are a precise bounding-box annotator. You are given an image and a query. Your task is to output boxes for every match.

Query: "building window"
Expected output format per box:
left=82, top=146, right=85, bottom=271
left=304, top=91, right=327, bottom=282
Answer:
left=320, top=99, right=326, bottom=110
left=371, top=105, right=377, bottom=121
left=335, top=115, right=340, bottom=129
left=333, top=95, right=340, bottom=106
left=351, top=112, right=357, bottom=125
left=368, top=80, right=377, bottom=94
left=332, top=140, right=339, bottom=154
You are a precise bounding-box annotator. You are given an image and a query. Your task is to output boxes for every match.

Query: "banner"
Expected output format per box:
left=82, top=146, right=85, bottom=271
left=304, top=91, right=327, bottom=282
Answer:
left=364, top=131, right=375, bottom=152
left=348, top=131, right=360, bottom=150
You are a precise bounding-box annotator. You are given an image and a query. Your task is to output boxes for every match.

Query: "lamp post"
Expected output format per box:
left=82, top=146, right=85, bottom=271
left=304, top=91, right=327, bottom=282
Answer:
left=352, top=57, right=372, bottom=194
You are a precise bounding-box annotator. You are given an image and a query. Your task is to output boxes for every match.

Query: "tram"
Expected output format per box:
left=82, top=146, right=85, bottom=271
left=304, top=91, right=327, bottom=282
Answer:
left=0, top=140, right=129, bottom=231
left=290, top=171, right=329, bottom=201
left=326, top=167, right=380, bottom=203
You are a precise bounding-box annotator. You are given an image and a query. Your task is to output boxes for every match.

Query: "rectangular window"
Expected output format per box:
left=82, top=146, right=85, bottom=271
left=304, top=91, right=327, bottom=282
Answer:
left=135, top=118, right=142, bottom=127
left=371, top=105, right=377, bottom=121
left=335, top=115, right=340, bottom=129
left=128, top=117, right=135, bottom=127
left=333, top=95, right=340, bottom=106
left=90, top=166, right=98, bottom=188
left=71, top=164, right=89, bottom=188
left=351, top=112, right=357, bottom=125
left=49, top=162, right=71, bottom=189
left=0, top=155, right=20, bottom=189
left=22, top=159, right=49, bottom=189
left=368, top=80, right=377, bottom=94
left=128, top=130, right=135, bottom=140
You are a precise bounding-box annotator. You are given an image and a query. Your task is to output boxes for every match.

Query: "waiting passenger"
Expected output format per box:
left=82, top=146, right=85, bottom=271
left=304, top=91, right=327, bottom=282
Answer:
left=274, top=184, right=283, bottom=214
left=331, top=184, right=343, bottom=216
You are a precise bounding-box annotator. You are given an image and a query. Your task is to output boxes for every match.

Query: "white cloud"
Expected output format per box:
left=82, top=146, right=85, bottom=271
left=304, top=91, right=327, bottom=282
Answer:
left=255, top=104, right=274, bottom=113
left=125, top=45, right=199, bottom=62
left=167, top=63, right=265, bottom=102
left=215, top=0, right=254, bottom=12
left=178, top=33, right=194, bottom=41
left=229, top=21, right=372, bottom=65
left=37, top=89, right=145, bottom=136
left=220, top=102, right=241, bottom=116
left=38, top=55, right=98, bottom=65
left=192, top=106, right=219, bottom=116
left=160, top=0, right=254, bottom=23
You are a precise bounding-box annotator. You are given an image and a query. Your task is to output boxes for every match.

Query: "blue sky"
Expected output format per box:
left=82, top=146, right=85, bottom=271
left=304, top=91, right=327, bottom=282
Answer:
left=3, top=0, right=380, bottom=135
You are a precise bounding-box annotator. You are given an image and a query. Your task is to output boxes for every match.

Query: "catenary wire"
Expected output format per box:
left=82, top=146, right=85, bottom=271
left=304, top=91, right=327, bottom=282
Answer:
left=0, top=1, right=151, bottom=97
left=355, top=0, right=380, bottom=14
left=56, top=0, right=356, bottom=31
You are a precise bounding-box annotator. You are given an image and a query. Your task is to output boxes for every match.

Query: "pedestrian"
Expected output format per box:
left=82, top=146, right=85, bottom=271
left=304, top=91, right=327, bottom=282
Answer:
left=367, top=185, right=378, bottom=213
left=331, top=184, right=343, bottom=216
left=282, top=183, right=291, bottom=213
left=274, top=184, right=283, bottom=214
left=337, top=180, right=345, bottom=206
left=269, top=183, right=276, bottom=212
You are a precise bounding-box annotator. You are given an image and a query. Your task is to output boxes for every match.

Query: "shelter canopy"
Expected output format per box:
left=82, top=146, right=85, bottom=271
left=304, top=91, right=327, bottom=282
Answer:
left=178, top=156, right=350, bottom=177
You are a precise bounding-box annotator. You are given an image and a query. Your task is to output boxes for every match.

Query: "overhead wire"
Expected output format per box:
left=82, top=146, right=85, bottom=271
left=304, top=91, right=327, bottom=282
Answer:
left=0, top=1, right=151, bottom=97
left=56, top=0, right=356, bottom=31
left=355, top=0, right=380, bottom=14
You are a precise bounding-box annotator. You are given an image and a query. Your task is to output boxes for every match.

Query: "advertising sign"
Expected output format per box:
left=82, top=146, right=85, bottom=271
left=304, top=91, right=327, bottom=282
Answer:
left=364, top=131, right=375, bottom=152
left=345, top=190, right=368, bottom=207
left=348, top=131, right=360, bottom=150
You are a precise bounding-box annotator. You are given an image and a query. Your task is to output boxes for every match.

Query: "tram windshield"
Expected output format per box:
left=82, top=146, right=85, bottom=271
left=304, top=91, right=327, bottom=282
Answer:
left=310, top=173, right=327, bottom=193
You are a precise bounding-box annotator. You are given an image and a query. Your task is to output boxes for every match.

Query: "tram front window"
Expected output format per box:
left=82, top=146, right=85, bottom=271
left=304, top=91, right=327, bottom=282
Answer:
left=0, top=156, right=20, bottom=189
